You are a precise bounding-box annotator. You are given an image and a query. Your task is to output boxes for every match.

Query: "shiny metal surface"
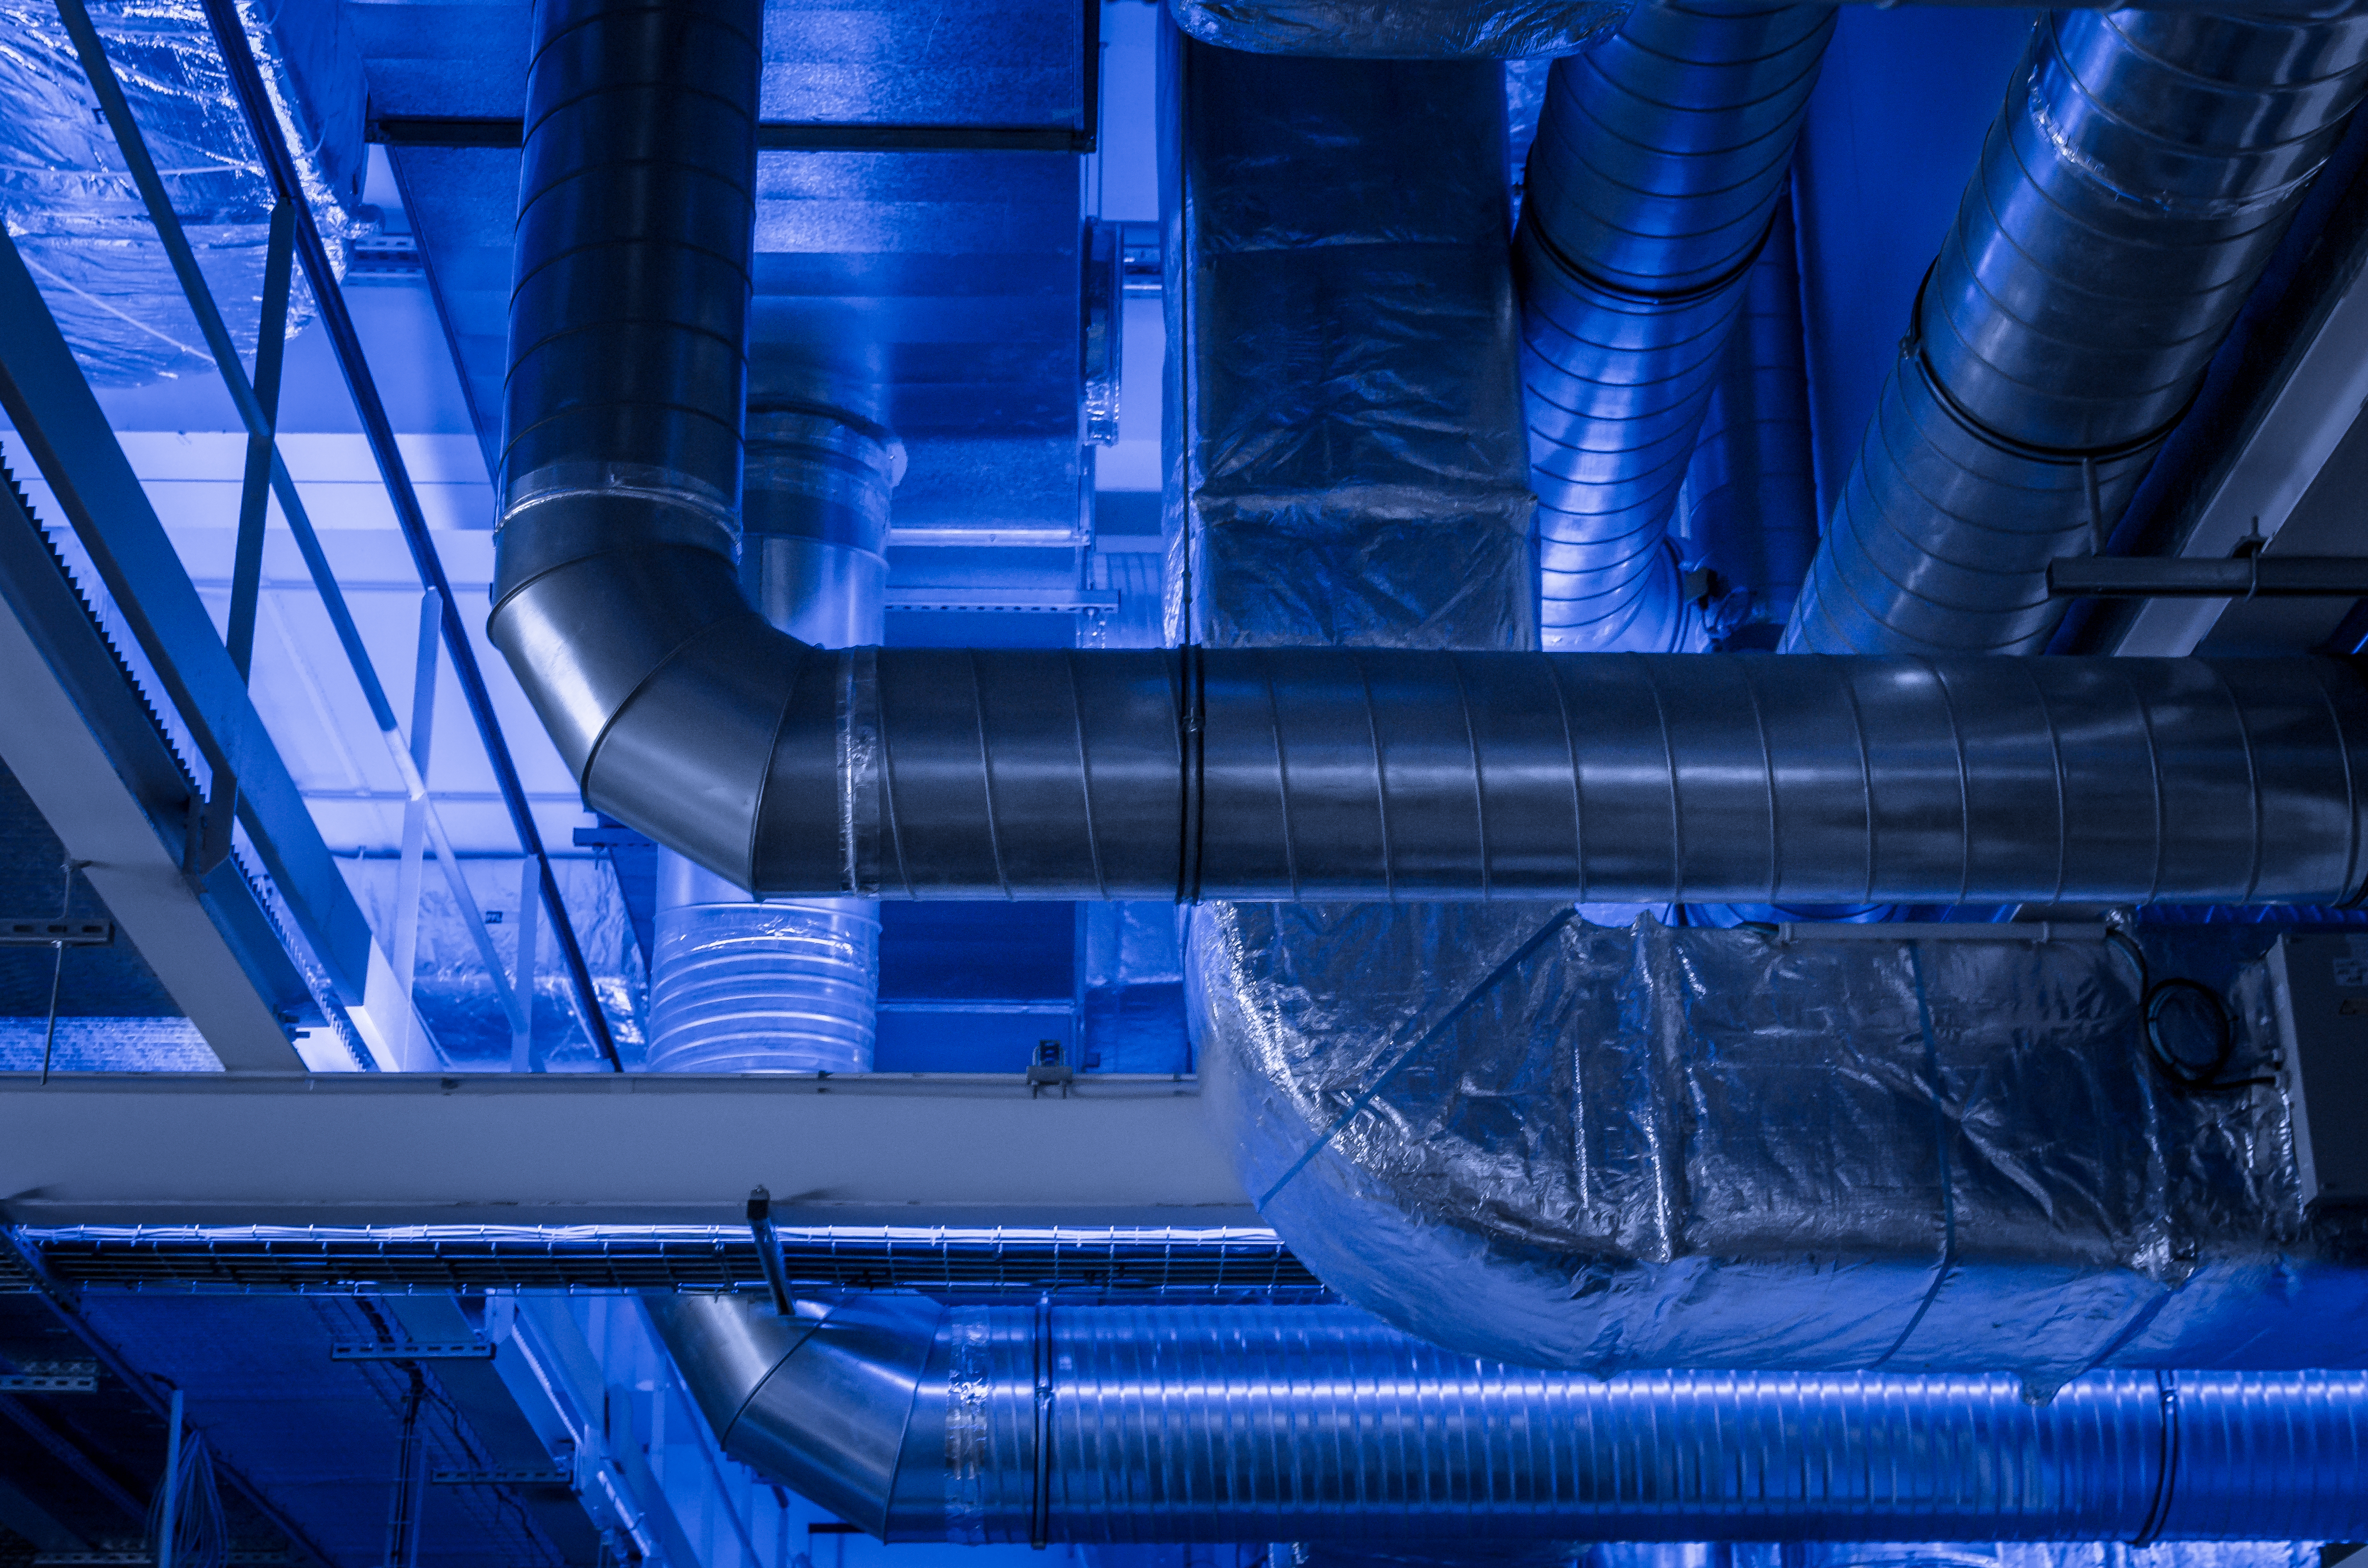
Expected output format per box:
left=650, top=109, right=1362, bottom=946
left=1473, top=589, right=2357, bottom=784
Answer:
left=499, top=0, right=759, bottom=527
left=1788, top=7, right=2368, bottom=656
left=658, top=1293, right=2368, bottom=1544
left=1517, top=0, right=1831, bottom=652
left=1166, top=0, right=1622, bottom=58
left=646, top=893, right=880, bottom=1073
left=768, top=649, right=2368, bottom=905
left=1200, top=913, right=2368, bottom=1380
left=644, top=1289, right=819, bottom=1441
left=500, top=565, right=2368, bottom=902
left=1684, top=201, right=1819, bottom=648
left=654, top=1292, right=939, bottom=1539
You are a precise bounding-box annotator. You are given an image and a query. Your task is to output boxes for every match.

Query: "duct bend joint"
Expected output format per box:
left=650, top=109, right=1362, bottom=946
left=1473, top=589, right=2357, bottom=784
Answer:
left=650, top=1292, right=938, bottom=1538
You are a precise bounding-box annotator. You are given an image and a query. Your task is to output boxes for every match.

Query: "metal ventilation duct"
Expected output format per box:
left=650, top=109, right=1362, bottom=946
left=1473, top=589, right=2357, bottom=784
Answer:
left=486, top=0, right=2368, bottom=915
left=1200, top=913, right=2368, bottom=1379
left=1517, top=0, right=1830, bottom=652
left=652, top=1293, right=2368, bottom=1545
left=1787, top=5, right=2368, bottom=656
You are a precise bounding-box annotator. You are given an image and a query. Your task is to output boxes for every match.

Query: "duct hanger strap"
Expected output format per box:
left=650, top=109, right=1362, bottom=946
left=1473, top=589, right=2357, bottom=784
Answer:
left=1521, top=207, right=1780, bottom=312
left=1900, top=267, right=2194, bottom=471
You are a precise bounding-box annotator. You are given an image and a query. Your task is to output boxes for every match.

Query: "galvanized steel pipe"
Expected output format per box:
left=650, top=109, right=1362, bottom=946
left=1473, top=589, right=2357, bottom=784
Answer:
left=1516, top=0, right=1831, bottom=653
left=653, top=1294, right=2368, bottom=1544
left=1787, top=6, right=2368, bottom=656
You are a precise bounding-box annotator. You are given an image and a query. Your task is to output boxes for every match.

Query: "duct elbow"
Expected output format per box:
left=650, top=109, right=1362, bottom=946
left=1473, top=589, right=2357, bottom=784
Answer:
left=648, top=1292, right=941, bottom=1540
left=489, top=503, right=827, bottom=894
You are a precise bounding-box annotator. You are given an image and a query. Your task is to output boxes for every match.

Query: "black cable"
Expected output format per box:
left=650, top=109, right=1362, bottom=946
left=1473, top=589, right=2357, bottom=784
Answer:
left=2105, top=926, right=2271, bottom=1094
left=2141, top=970, right=2274, bottom=1093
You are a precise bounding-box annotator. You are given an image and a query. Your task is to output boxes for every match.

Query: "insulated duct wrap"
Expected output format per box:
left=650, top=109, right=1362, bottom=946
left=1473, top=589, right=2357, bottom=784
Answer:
left=1198, top=913, right=2368, bottom=1384
left=1787, top=6, right=2368, bottom=656
left=1164, top=42, right=1535, bottom=653
left=1516, top=0, right=1831, bottom=652
left=652, top=1293, right=2368, bottom=1544
left=0, top=0, right=364, bottom=384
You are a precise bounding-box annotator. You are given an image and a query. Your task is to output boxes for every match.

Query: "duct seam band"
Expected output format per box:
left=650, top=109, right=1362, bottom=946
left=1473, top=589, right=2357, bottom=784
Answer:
left=2025, top=23, right=2323, bottom=222
left=2132, top=1372, right=2182, bottom=1548
left=500, top=462, right=741, bottom=549
left=1523, top=205, right=1780, bottom=311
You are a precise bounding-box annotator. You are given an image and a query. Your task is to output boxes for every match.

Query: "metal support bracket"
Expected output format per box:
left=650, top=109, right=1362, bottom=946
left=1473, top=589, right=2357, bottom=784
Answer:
left=746, top=1186, right=796, bottom=1318
left=330, top=1341, right=495, bottom=1362
left=0, top=921, right=110, bottom=948
left=0, top=1360, right=97, bottom=1391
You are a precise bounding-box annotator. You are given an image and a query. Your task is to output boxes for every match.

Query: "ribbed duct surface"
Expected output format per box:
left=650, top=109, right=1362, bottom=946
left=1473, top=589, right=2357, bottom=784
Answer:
left=1787, top=6, right=2368, bottom=656
left=1199, top=913, right=2368, bottom=1381
left=1517, top=0, right=1831, bottom=653
left=652, top=1294, right=2368, bottom=1545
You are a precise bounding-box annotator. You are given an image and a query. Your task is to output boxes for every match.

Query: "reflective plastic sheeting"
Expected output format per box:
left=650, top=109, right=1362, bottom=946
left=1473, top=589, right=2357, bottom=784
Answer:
left=1165, top=0, right=1622, bottom=59
left=1164, top=41, right=1534, bottom=653
left=0, top=0, right=364, bottom=384
left=1196, top=912, right=2368, bottom=1384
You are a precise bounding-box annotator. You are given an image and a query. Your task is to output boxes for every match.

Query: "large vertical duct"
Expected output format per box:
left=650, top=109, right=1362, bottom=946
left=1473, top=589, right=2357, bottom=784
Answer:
left=1517, top=0, right=1831, bottom=653
left=647, top=407, right=897, bottom=1073
left=1786, top=6, right=2368, bottom=656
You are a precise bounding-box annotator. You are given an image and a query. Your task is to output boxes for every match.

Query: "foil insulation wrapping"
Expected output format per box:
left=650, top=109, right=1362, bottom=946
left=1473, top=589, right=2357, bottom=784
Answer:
left=1162, top=40, right=1535, bottom=652
left=1196, top=910, right=2368, bottom=1386
left=0, top=0, right=364, bottom=385
left=1166, top=0, right=1621, bottom=58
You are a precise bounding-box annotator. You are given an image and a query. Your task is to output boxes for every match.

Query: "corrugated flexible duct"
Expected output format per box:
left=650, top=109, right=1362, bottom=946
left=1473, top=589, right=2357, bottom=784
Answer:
left=1785, top=5, right=2368, bottom=656
left=487, top=0, right=2368, bottom=910
left=650, top=1293, right=2368, bottom=1545
left=1517, top=0, right=1831, bottom=652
